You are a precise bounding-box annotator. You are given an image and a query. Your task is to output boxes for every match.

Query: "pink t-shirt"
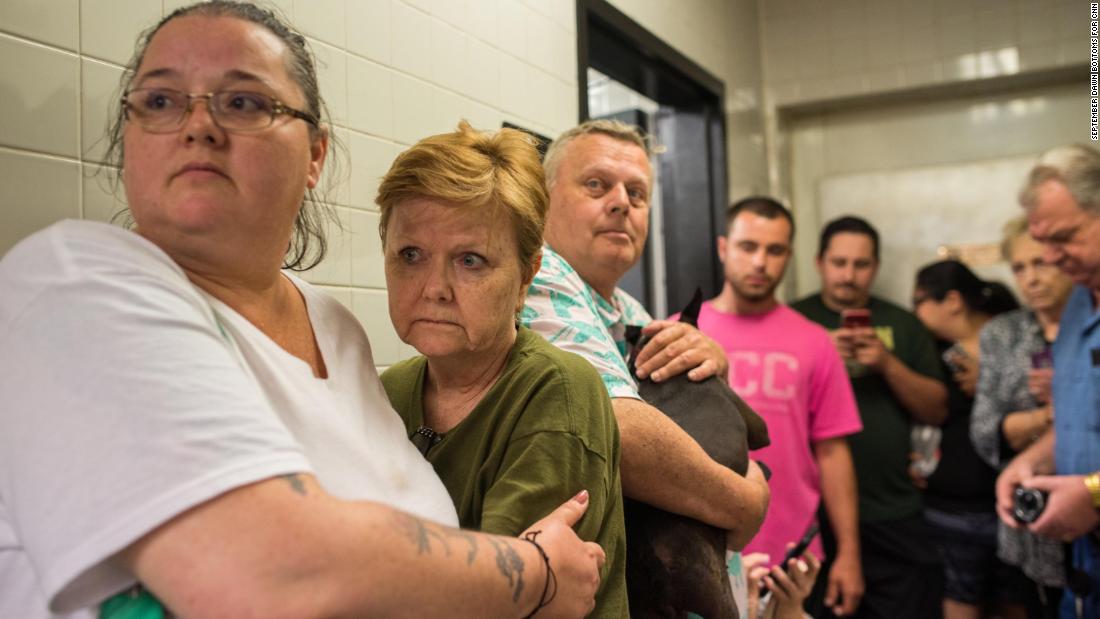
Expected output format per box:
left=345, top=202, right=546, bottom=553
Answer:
left=695, top=301, right=861, bottom=565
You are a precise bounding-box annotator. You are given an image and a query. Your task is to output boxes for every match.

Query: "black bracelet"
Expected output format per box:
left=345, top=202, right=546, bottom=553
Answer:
left=521, top=530, right=557, bottom=619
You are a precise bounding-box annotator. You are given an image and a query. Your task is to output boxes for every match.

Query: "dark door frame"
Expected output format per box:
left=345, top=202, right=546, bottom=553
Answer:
left=576, top=0, right=730, bottom=313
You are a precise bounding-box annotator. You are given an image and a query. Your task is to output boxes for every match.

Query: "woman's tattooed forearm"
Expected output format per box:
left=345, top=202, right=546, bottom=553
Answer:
left=389, top=514, right=525, bottom=600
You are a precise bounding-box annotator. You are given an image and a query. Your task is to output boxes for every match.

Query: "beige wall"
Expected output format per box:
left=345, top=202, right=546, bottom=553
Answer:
left=0, top=0, right=767, bottom=366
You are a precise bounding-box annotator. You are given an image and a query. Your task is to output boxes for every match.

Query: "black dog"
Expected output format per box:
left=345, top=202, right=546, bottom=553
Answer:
left=623, top=290, right=770, bottom=619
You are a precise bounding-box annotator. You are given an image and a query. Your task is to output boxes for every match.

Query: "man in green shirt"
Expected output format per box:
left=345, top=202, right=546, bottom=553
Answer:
left=791, top=216, right=948, bottom=619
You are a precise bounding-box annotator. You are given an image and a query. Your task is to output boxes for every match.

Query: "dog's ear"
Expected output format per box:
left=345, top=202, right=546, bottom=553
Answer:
left=679, top=288, right=704, bottom=328
left=729, top=389, right=770, bottom=450
left=624, top=325, right=645, bottom=377
left=625, top=325, right=644, bottom=346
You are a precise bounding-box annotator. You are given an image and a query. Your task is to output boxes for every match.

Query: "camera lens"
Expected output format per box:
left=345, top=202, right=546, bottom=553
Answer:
left=1012, top=487, right=1047, bottom=524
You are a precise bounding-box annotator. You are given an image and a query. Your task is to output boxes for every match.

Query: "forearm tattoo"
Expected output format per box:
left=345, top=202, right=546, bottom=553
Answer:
left=281, top=474, right=307, bottom=496
left=390, top=513, right=526, bottom=602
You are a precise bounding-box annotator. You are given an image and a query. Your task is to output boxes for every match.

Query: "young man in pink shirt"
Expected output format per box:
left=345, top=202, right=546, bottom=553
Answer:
left=698, top=197, right=864, bottom=617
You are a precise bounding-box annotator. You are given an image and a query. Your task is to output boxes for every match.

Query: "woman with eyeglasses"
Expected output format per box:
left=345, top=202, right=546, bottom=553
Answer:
left=377, top=122, right=628, bottom=618
left=910, top=260, right=1029, bottom=619
left=0, top=3, right=603, bottom=618
left=969, top=218, right=1074, bottom=618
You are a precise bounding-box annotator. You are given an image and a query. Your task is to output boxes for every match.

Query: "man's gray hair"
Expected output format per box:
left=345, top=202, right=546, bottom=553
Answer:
left=1019, top=144, right=1100, bottom=216
left=543, top=119, right=655, bottom=189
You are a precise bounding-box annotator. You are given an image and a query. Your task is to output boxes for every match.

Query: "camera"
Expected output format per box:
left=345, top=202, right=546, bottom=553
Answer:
left=1012, top=487, right=1048, bottom=524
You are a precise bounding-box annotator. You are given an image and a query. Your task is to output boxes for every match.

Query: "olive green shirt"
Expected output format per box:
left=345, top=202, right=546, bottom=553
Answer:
left=382, top=326, right=628, bottom=618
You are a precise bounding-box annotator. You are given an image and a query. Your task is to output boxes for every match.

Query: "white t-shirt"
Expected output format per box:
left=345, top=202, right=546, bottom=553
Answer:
left=0, top=221, right=458, bottom=618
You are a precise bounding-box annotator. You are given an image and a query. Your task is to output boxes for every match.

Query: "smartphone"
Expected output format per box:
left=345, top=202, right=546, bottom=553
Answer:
left=779, top=521, right=819, bottom=569
left=840, top=308, right=871, bottom=329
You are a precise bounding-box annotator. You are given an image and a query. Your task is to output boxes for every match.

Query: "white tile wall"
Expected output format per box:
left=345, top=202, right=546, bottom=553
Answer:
left=0, top=0, right=606, bottom=366
left=760, top=0, right=1089, bottom=106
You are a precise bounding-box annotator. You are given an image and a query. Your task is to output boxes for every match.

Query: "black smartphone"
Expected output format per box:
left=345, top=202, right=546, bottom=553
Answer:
left=779, top=521, right=819, bottom=569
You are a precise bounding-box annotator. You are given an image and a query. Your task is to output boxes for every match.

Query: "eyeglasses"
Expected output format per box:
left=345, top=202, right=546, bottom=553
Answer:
left=122, top=88, right=319, bottom=133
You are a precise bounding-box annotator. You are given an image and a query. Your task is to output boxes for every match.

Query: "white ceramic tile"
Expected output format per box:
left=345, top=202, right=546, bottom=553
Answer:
left=466, top=0, right=501, bottom=47
left=391, top=0, right=433, bottom=81
left=903, top=61, right=942, bottom=87
left=827, top=7, right=864, bottom=41
left=551, top=79, right=578, bottom=134
left=542, top=0, right=575, bottom=32
left=1058, top=39, right=1083, bottom=66
left=81, top=163, right=127, bottom=224
left=0, top=37, right=79, bottom=157
left=348, top=131, right=399, bottom=209
left=548, top=22, right=576, bottom=83
left=0, top=0, right=79, bottom=50
left=346, top=0, right=391, bottom=64
left=1018, top=7, right=1059, bottom=45
left=864, top=35, right=903, bottom=68
left=391, top=72, right=433, bottom=144
left=939, top=14, right=978, bottom=58
left=430, top=18, right=470, bottom=95
left=497, top=53, right=529, bottom=120
left=312, top=40, right=348, bottom=128
left=467, top=37, right=500, bottom=107
left=402, top=0, right=433, bottom=15
left=828, top=39, right=866, bottom=75
left=976, top=10, right=1017, bottom=51
left=797, top=43, right=829, bottom=79
left=496, top=0, right=530, bottom=59
left=352, top=289, right=405, bottom=365
left=350, top=208, right=385, bottom=287
left=903, top=26, right=938, bottom=62
left=864, top=0, right=902, bottom=40
left=901, top=0, right=936, bottom=28
left=864, top=68, right=904, bottom=93
left=0, top=150, right=79, bottom=256
left=432, top=88, right=468, bottom=136
left=465, top=99, right=503, bottom=132
left=524, top=8, right=556, bottom=74
left=526, top=67, right=556, bottom=126
left=1018, top=42, right=1062, bottom=71
left=1058, top=1, right=1087, bottom=41
left=300, top=205, right=352, bottom=286
left=320, top=126, right=351, bottom=207
left=80, top=0, right=161, bottom=65
left=347, top=56, right=393, bottom=137
left=936, top=0, right=972, bottom=19
left=432, top=0, right=472, bottom=31
left=81, top=58, right=124, bottom=164
left=293, top=0, right=344, bottom=47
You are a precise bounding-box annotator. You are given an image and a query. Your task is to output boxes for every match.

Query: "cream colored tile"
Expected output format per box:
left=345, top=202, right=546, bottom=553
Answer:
left=312, top=40, right=348, bottom=128
left=903, top=26, right=938, bottom=62
left=430, top=18, right=470, bottom=95
left=81, top=58, right=124, bottom=164
left=0, top=151, right=79, bottom=256
left=865, top=35, right=903, bottom=68
left=293, top=0, right=344, bottom=48
left=1018, top=42, right=1062, bottom=71
left=0, top=0, right=79, bottom=50
left=548, top=22, right=575, bottom=83
left=828, top=39, right=866, bottom=75
left=432, top=0, right=472, bottom=31
left=550, top=79, right=578, bottom=135
left=864, top=68, right=904, bottom=93
left=464, top=99, right=503, bottom=132
left=347, top=0, right=391, bottom=63
left=467, top=37, right=500, bottom=107
left=321, top=126, right=351, bottom=207
left=348, top=131, right=399, bottom=209
left=391, top=73, right=434, bottom=144
left=0, top=38, right=79, bottom=157
left=542, top=0, right=574, bottom=32
left=524, top=9, right=556, bottom=75
left=496, top=0, right=529, bottom=59
left=937, top=0, right=972, bottom=19
left=937, top=13, right=976, bottom=56
left=350, top=209, right=385, bottom=288
left=81, top=163, right=127, bottom=224
left=497, top=53, right=529, bottom=119
left=347, top=56, right=393, bottom=137
left=827, top=7, right=864, bottom=41
left=977, top=10, right=1017, bottom=50
left=299, top=205, right=352, bottom=286
left=466, top=0, right=501, bottom=47
left=402, top=0, right=433, bottom=14
left=432, top=88, right=467, bottom=136
left=527, top=68, right=556, bottom=127
left=903, top=61, right=942, bottom=87
left=80, top=0, right=161, bottom=65
left=352, top=289, right=405, bottom=365
left=391, top=1, right=433, bottom=81
left=1058, top=1, right=1086, bottom=41
left=901, top=0, right=935, bottom=27
left=1018, top=7, right=1059, bottom=44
